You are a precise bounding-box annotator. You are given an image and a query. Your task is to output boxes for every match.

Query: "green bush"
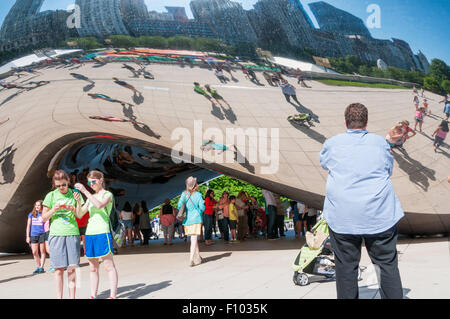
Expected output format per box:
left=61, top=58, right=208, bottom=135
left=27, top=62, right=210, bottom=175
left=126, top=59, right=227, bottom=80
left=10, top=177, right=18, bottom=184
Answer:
left=429, top=59, right=450, bottom=84
left=167, top=36, right=193, bottom=50
left=106, top=35, right=138, bottom=48
left=67, top=37, right=102, bottom=50
left=137, top=36, right=167, bottom=49
left=441, top=79, right=450, bottom=93
left=423, top=76, right=442, bottom=93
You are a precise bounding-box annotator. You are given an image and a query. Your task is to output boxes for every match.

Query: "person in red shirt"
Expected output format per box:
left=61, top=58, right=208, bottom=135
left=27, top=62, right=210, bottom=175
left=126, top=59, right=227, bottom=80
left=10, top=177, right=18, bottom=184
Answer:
left=204, top=190, right=218, bottom=246
left=76, top=211, right=90, bottom=257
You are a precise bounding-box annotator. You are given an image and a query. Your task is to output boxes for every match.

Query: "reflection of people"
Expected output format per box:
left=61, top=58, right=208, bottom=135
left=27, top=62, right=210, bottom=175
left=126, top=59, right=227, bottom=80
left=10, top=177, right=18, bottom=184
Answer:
left=205, top=84, right=230, bottom=107
left=26, top=200, right=47, bottom=274
left=320, top=103, right=404, bottom=299
left=88, top=93, right=132, bottom=106
left=112, top=77, right=142, bottom=94
left=431, top=120, right=449, bottom=152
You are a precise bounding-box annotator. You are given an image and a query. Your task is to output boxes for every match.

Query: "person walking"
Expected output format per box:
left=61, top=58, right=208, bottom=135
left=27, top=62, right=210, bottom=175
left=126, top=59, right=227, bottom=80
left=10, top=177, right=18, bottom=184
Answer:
left=204, top=190, right=218, bottom=246
left=26, top=200, right=47, bottom=274
left=262, top=189, right=278, bottom=240
left=132, top=203, right=142, bottom=246
left=74, top=170, right=118, bottom=300
left=319, top=103, right=404, bottom=299
left=431, top=120, right=449, bottom=152
left=217, top=191, right=230, bottom=243
left=275, top=195, right=286, bottom=237
left=414, top=106, right=426, bottom=132
left=235, top=191, right=248, bottom=241
left=138, top=201, right=152, bottom=246
left=280, top=80, right=301, bottom=105
left=42, top=170, right=84, bottom=299
left=119, top=202, right=134, bottom=247
left=177, top=177, right=205, bottom=266
left=443, top=101, right=450, bottom=121
left=228, top=196, right=239, bottom=242
left=160, top=199, right=176, bottom=245
left=205, top=85, right=231, bottom=108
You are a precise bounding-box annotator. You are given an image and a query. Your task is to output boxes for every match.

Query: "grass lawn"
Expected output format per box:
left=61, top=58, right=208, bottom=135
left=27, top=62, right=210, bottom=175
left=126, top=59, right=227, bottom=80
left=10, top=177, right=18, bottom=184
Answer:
left=317, top=79, right=409, bottom=89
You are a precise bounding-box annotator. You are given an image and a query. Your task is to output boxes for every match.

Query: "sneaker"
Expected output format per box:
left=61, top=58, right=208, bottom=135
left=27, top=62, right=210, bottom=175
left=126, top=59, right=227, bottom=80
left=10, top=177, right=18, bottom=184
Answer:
left=38, top=267, right=45, bottom=274
left=32, top=268, right=40, bottom=274
left=46, top=267, right=55, bottom=273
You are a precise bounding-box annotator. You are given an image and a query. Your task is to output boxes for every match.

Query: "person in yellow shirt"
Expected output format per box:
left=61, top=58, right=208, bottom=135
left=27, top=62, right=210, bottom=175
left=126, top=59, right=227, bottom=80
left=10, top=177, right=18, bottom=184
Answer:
left=228, top=196, right=239, bottom=243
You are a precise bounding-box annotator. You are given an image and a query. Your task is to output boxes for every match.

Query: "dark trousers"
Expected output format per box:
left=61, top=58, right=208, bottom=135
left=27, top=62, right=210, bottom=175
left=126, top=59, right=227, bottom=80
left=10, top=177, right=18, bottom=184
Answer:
left=284, top=93, right=300, bottom=104
left=247, top=210, right=254, bottom=234
left=141, top=229, right=151, bottom=245
left=218, top=218, right=229, bottom=241
left=266, top=205, right=277, bottom=238
left=204, top=214, right=213, bottom=240
left=276, top=215, right=285, bottom=236
left=329, top=225, right=403, bottom=299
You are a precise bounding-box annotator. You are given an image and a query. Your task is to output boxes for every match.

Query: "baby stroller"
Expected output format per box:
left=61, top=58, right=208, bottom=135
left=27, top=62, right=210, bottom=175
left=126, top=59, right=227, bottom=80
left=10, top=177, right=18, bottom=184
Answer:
left=288, top=113, right=315, bottom=128
left=292, top=219, right=362, bottom=286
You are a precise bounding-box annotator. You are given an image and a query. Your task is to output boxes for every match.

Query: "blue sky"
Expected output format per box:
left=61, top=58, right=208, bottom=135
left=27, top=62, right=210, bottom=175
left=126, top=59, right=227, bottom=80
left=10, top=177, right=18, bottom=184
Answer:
left=0, top=0, right=448, bottom=65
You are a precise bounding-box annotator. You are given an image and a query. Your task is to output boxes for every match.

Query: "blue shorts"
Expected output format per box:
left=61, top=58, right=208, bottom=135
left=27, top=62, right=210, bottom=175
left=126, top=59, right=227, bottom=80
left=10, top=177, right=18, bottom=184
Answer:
left=85, top=233, right=114, bottom=259
left=122, top=220, right=133, bottom=229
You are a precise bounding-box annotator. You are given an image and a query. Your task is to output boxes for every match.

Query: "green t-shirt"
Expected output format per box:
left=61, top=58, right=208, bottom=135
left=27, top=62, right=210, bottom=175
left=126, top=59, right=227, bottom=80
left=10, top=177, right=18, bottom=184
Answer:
left=43, top=189, right=84, bottom=236
left=85, top=190, right=114, bottom=235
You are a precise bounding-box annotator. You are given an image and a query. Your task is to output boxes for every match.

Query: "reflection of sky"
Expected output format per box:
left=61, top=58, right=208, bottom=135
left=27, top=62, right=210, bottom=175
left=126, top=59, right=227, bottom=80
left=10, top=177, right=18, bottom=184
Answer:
left=0, top=0, right=448, bottom=64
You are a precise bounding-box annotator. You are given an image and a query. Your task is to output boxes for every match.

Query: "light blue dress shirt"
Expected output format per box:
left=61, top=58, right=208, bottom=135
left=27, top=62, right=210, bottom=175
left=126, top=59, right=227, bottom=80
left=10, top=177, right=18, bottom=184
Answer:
left=177, top=191, right=205, bottom=226
left=319, top=129, right=404, bottom=235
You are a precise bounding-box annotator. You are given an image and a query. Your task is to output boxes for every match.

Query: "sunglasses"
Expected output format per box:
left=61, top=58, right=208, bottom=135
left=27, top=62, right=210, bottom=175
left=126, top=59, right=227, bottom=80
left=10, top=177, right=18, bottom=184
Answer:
left=87, top=180, right=98, bottom=186
left=55, top=184, right=68, bottom=188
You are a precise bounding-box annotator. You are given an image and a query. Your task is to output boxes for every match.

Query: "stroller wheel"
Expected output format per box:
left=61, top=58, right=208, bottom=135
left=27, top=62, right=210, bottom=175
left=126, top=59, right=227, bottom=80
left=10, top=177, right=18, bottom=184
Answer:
left=294, top=273, right=309, bottom=286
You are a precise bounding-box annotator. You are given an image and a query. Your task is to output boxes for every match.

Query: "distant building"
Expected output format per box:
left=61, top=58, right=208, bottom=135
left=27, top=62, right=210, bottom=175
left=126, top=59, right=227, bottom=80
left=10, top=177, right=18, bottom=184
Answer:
left=248, top=0, right=315, bottom=49
left=128, top=19, right=215, bottom=39
left=309, top=1, right=372, bottom=38
left=76, top=0, right=129, bottom=37
left=190, top=0, right=258, bottom=44
left=0, top=0, right=76, bottom=51
left=165, top=7, right=189, bottom=22
left=148, top=11, right=175, bottom=21
left=121, top=0, right=149, bottom=26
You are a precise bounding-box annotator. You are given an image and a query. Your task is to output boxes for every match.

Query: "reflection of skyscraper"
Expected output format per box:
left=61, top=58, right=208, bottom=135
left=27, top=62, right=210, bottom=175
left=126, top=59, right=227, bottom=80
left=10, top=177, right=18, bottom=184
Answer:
left=120, top=0, right=150, bottom=29
left=248, top=0, right=314, bottom=48
left=165, top=7, right=189, bottom=22
left=0, top=0, right=44, bottom=41
left=190, top=0, right=257, bottom=44
left=76, top=0, right=129, bottom=37
left=309, top=1, right=372, bottom=38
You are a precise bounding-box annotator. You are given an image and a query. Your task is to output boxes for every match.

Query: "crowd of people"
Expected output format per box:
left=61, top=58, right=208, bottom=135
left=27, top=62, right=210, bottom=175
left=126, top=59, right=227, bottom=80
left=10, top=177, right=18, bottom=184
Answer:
left=385, top=89, right=449, bottom=153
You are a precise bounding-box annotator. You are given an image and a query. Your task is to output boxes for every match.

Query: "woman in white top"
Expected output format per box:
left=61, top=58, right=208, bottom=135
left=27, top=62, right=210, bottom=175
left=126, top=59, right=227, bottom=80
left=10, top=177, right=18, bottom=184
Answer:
left=119, top=202, right=134, bottom=247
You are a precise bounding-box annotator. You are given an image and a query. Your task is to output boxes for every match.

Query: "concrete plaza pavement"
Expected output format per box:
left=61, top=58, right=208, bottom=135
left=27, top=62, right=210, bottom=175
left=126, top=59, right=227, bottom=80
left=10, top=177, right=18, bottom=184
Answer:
left=0, top=230, right=449, bottom=299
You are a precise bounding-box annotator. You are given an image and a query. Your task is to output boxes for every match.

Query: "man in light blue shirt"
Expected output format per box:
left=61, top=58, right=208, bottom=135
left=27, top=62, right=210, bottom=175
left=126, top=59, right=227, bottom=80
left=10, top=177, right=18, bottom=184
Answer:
left=319, top=103, right=404, bottom=299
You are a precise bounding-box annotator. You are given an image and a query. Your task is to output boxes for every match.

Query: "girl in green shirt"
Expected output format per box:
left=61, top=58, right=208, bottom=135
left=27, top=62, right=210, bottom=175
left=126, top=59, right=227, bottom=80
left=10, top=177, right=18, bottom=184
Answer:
left=75, top=170, right=118, bottom=299
left=42, top=170, right=84, bottom=299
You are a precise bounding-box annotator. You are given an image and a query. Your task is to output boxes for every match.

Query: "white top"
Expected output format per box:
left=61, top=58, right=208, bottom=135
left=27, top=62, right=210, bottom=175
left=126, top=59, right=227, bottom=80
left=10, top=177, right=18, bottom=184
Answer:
left=121, top=210, right=133, bottom=220
left=261, top=189, right=276, bottom=207
left=297, top=202, right=306, bottom=214
left=307, top=208, right=317, bottom=216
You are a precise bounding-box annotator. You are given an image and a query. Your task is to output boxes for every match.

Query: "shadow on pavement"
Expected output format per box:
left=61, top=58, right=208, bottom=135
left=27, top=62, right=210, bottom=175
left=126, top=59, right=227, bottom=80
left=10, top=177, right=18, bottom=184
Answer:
left=289, top=122, right=327, bottom=144
left=0, top=261, right=18, bottom=267
left=0, top=273, right=34, bottom=284
left=97, top=281, right=172, bottom=299
left=392, top=150, right=436, bottom=191
left=203, top=252, right=232, bottom=264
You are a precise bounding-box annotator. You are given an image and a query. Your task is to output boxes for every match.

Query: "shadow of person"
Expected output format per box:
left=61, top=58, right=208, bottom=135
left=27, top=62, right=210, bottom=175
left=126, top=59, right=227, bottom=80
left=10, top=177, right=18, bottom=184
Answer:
left=97, top=281, right=172, bottom=299
left=133, top=92, right=144, bottom=105
left=211, top=103, right=225, bottom=120
left=202, top=252, right=232, bottom=264
left=122, top=104, right=161, bottom=139
left=221, top=106, right=237, bottom=124
left=0, top=146, right=16, bottom=185
left=289, top=121, right=327, bottom=144
left=0, top=89, right=26, bottom=107
left=392, top=151, right=436, bottom=191
left=83, top=83, right=95, bottom=92
left=234, top=146, right=255, bottom=174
